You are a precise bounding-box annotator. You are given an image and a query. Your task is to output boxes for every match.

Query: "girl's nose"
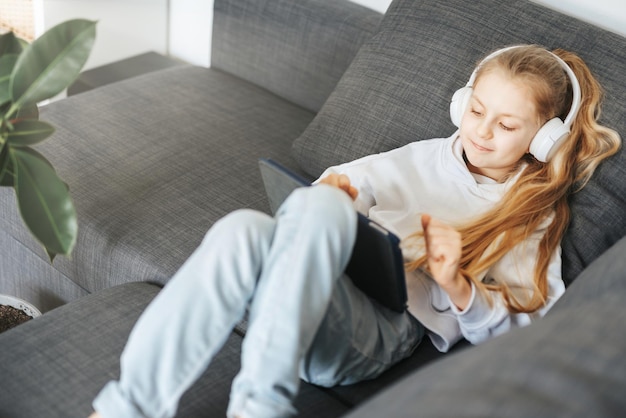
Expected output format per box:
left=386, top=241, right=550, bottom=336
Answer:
left=476, top=120, right=493, bottom=139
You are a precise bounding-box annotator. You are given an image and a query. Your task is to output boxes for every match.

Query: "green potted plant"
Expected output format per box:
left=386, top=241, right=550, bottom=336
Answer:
left=0, top=19, right=96, bottom=332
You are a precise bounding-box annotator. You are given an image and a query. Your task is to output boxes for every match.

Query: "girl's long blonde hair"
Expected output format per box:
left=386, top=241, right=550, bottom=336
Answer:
left=406, top=45, right=621, bottom=314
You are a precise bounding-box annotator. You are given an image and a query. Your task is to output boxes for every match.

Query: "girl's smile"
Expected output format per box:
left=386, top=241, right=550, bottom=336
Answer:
left=468, top=139, right=493, bottom=152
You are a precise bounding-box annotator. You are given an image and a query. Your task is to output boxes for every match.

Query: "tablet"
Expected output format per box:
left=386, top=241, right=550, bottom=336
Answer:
left=259, top=158, right=407, bottom=312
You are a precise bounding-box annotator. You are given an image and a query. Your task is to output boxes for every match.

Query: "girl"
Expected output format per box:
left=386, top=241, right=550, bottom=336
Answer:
left=90, top=45, right=620, bottom=418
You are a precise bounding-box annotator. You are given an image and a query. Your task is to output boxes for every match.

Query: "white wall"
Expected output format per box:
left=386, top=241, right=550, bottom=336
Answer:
left=531, top=0, right=626, bottom=37
left=348, top=0, right=390, bottom=13
left=40, top=0, right=168, bottom=71
left=169, top=0, right=212, bottom=67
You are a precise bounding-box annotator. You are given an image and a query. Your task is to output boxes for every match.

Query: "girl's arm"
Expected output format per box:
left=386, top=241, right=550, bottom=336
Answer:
left=450, top=226, right=565, bottom=345
left=422, top=214, right=565, bottom=345
left=421, top=214, right=472, bottom=310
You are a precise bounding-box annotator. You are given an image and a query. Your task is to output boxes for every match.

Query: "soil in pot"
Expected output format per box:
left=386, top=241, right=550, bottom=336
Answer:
left=0, top=304, right=33, bottom=333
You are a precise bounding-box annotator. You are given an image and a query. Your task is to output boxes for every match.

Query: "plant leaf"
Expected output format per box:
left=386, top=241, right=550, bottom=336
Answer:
left=0, top=101, right=9, bottom=117
left=11, top=146, right=77, bottom=257
left=0, top=32, right=24, bottom=56
left=10, top=19, right=96, bottom=107
left=0, top=88, right=36, bottom=119
left=15, top=103, right=39, bottom=120
left=6, top=120, right=54, bottom=146
left=46, top=248, right=57, bottom=263
left=0, top=143, right=12, bottom=186
left=0, top=54, right=18, bottom=105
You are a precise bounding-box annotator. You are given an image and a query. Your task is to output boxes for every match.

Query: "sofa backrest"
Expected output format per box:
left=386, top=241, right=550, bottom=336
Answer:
left=292, top=0, right=626, bottom=286
left=211, top=0, right=382, bottom=113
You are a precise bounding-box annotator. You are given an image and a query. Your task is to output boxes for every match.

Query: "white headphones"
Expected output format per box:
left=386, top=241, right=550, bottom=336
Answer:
left=450, top=45, right=582, bottom=162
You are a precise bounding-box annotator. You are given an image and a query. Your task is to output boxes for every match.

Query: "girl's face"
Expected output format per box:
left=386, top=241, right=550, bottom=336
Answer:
left=459, top=68, right=542, bottom=182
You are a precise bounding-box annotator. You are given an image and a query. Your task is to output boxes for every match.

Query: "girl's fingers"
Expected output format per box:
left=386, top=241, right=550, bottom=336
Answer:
left=421, top=214, right=464, bottom=289
left=318, top=174, right=358, bottom=200
left=422, top=215, right=461, bottom=262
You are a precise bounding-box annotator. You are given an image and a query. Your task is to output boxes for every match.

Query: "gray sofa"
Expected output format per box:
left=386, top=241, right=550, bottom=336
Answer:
left=0, top=0, right=625, bottom=416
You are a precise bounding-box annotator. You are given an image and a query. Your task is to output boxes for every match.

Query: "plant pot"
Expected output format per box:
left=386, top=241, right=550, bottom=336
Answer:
left=0, top=294, right=42, bottom=333
left=0, top=294, right=42, bottom=318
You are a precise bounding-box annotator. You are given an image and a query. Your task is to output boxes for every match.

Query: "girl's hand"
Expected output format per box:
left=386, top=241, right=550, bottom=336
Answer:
left=421, top=214, right=471, bottom=310
left=318, top=173, right=359, bottom=200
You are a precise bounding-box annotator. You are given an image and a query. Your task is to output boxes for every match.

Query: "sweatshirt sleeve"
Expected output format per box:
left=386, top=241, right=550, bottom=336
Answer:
left=448, top=223, right=565, bottom=345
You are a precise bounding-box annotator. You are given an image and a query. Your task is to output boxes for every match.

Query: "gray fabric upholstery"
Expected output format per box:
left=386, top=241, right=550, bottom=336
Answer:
left=212, top=0, right=382, bottom=113
left=291, top=0, right=626, bottom=286
left=0, top=282, right=350, bottom=418
left=0, top=283, right=162, bottom=417
left=0, top=66, right=315, bottom=303
left=343, top=235, right=626, bottom=418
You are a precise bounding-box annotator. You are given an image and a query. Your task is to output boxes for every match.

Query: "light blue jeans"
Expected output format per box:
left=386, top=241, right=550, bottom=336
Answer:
left=93, top=185, right=423, bottom=418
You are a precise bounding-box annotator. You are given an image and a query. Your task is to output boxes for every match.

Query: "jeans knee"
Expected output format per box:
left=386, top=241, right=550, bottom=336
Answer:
left=213, top=208, right=272, bottom=235
left=201, top=209, right=275, bottom=256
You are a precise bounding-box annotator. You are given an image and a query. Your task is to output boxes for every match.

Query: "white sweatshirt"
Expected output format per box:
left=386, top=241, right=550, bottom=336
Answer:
left=318, top=133, right=565, bottom=352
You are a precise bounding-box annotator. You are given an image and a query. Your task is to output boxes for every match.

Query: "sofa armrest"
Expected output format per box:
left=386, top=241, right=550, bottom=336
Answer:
left=212, top=0, right=382, bottom=112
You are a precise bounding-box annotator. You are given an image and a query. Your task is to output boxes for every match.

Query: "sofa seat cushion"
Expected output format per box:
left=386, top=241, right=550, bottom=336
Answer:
left=0, top=282, right=351, bottom=418
left=0, top=282, right=162, bottom=417
left=0, top=65, right=315, bottom=296
left=292, top=0, right=626, bottom=285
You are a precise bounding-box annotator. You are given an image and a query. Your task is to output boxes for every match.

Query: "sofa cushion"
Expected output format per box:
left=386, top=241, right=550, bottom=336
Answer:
left=212, top=0, right=382, bottom=113
left=0, top=282, right=163, bottom=418
left=341, top=235, right=626, bottom=418
left=0, top=282, right=350, bottom=418
left=292, top=0, right=626, bottom=285
left=0, top=65, right=316, bottom=299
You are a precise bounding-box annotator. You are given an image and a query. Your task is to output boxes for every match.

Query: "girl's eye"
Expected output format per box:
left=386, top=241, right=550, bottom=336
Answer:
left=499, top=123, right=514, bottom=132
left=470, top=109, right=482, bottom=117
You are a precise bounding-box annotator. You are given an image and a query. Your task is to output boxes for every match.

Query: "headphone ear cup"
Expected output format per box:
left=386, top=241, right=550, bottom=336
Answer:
left=529, top=118, right=570, bottom=162
left=450, top=87, right=473, bottom=127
